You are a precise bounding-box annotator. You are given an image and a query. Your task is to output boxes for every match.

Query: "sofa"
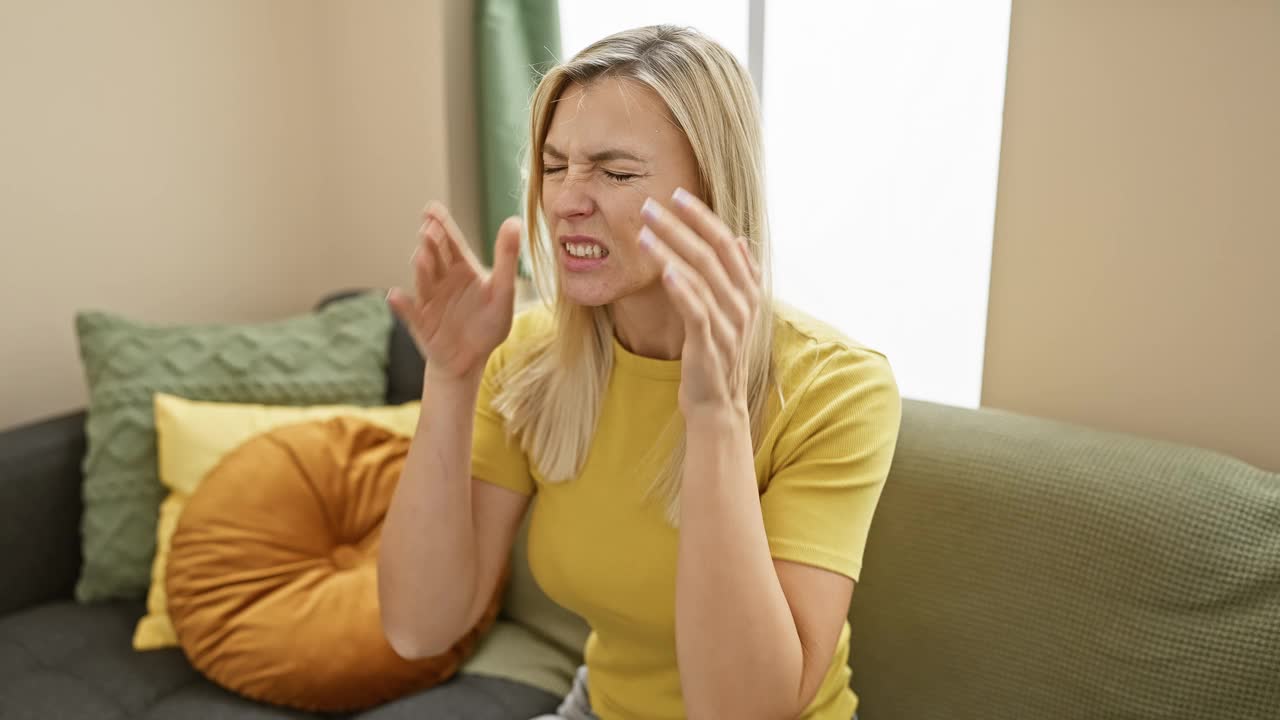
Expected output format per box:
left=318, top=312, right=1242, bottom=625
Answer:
left=1, top=291, right=1277, bottom=719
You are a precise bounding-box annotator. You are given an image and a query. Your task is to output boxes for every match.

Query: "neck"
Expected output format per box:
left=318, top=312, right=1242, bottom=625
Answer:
left=610, top=283, right=684, bottom=360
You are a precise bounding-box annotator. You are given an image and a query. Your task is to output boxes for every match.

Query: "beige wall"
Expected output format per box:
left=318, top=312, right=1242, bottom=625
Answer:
left=984, top=1, right=1279, bottom=470
left=322, top=0, right=482, bottom=291
left=0, top=0, right=479, bottom=430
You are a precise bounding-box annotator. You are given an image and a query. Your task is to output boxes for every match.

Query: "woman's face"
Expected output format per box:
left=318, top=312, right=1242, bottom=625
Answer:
left=540, top=78, right=701, bottom=307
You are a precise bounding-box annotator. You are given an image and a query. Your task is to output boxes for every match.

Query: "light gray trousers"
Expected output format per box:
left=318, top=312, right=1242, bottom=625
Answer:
left=532, top=665, right=861, bottom=720
left=531, top=665, right=599, bottom=720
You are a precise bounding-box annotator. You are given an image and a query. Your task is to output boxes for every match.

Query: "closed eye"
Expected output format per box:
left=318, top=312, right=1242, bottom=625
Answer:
left=541, top=165, right=639, bottom=182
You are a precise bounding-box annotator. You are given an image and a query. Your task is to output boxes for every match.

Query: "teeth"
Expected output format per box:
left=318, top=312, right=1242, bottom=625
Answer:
left=565, top=243, right=606, bottom=259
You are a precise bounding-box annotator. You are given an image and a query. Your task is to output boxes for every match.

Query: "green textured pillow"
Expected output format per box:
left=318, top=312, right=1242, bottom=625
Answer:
left=74, top=292, right=392, bottom=603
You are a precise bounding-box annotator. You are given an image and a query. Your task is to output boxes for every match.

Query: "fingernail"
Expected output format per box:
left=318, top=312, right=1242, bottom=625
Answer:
left=672, top=187, right=693, bottom=207
left=638, top=225, right=656, bottom=249
left=641, top=198, right=659, bottom=221
left=663, top=265, right=680, bottom=284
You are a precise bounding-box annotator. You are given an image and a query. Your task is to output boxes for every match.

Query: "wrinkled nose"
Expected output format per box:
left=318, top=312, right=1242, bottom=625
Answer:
left=550, top=175, right=595, bottom=221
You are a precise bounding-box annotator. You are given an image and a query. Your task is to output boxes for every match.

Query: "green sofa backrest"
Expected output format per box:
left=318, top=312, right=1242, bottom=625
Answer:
left=850, top=399, right=1280, bottom=719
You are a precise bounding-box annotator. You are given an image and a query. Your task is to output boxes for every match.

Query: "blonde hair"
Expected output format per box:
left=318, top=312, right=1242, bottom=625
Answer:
left=492, top=25, right=775, bottom=525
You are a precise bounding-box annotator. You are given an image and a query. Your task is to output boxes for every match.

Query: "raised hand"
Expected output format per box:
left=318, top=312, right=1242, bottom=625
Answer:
left=637, top=187, right=763, bottom=417
left=387, top=202, right=522, bottom=382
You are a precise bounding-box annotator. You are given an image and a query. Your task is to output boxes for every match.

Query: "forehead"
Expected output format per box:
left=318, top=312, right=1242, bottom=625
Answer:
left=544, top=77, right=680, bottom=154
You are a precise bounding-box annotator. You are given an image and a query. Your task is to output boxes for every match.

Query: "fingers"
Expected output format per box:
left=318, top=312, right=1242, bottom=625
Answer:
left=737, top=236, right=762, bottom=285
left=669, top=187, right=755, bottom=294
left=387, top=286, right=426, bottom=346
left=660, top=264, right=739, bottom=367
left=641, top=197, right=739, bottom=317
left=385, top=286, right=416, bottom=325
left=639, top=226, right=737, bottom=361
left=386, top=286, right=430, bottom=353
left=489, top=217, right=523, bottom=304
left=424, top=201, right=482, bottom=274
left=411, top=219, right=457, bottom=308
left=413, top=224, right=444, bottom=299
left=641, top=192, right=758, bottom=338
left=412, top=199, right=518, bottom=312
left=421, top=217, right=451, bottom=275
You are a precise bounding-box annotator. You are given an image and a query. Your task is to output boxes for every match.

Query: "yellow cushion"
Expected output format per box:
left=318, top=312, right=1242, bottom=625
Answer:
left=132, top=393, right=421, bottom=651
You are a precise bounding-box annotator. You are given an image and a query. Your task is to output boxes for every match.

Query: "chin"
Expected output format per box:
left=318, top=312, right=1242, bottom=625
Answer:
left=559, top=276, right=620, bottom=307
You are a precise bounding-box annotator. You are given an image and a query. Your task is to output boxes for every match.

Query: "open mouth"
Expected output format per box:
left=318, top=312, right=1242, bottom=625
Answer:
left=563, top=242, right=610, bottom=259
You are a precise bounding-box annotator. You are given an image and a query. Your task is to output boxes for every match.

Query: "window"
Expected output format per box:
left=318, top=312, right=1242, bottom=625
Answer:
left=762, top=3, right=1012, bottom=407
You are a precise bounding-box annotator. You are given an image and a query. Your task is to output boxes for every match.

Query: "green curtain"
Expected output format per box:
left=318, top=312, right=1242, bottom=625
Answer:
left=475, top=0, right=561, bottom=265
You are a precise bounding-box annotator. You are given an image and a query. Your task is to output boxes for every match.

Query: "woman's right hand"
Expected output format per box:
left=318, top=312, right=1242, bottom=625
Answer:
left=387, top=202, right=522, bottom=382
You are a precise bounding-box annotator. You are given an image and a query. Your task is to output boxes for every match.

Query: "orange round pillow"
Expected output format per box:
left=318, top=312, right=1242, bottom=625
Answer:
left=166, top=416, right=502, bottom=712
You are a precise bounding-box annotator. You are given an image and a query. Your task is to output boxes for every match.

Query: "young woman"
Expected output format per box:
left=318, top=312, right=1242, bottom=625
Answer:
left=378, top=25, right=900, bottom=720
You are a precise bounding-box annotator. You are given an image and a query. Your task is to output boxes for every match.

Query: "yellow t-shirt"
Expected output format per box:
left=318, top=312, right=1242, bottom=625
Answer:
left=471, top=304, right=901, bottom=720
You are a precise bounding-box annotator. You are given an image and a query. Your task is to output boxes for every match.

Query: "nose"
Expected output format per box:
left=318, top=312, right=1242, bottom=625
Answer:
left=549, top=173, right=595, bottom=221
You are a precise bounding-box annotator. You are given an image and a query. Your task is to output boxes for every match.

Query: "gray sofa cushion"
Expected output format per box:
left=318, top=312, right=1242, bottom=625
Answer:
left=357, top=675, right=561, bottom=719
left=0, top=600, right=217, bottom=720
left=0, top=601, right=560, bottom=719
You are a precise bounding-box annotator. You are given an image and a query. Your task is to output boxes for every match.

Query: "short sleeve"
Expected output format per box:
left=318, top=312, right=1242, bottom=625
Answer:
left=761, top=348, right=902, bottom=582
left=469, top=311, right=547, bottom=496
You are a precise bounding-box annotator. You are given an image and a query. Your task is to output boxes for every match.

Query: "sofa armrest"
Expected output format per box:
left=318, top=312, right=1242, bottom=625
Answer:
left=0, top=410, right=85, bottom=615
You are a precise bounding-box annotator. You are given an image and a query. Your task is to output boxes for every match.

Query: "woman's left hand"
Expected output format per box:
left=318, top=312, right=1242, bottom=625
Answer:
left=639, top=187, right=762, bottom=418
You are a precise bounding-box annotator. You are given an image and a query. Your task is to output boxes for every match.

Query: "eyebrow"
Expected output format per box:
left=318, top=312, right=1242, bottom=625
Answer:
left=542, top=142, right=647, bottom=164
